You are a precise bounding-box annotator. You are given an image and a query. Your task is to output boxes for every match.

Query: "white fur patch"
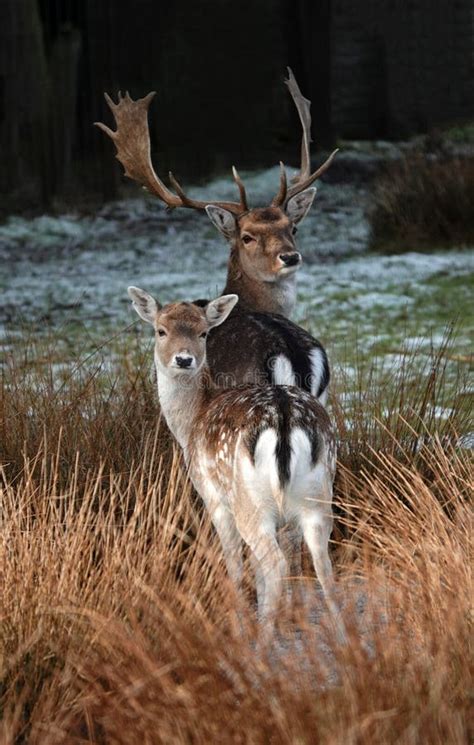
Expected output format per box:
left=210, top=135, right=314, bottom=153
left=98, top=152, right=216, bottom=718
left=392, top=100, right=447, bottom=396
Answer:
left=286, top=428, right=315, bottom=506
left=318, top=388, right=328, bottom=408
left=286, top=429, right=333, bottom=516
left=309, top=348, right=327, bottom=403
left=270, top=354, right=296, bottom=386
left=239, top=426, right=333, bottom=522
left=273, top=276, right=297, bottom=316
left=240, top=429, right=281, bottom=513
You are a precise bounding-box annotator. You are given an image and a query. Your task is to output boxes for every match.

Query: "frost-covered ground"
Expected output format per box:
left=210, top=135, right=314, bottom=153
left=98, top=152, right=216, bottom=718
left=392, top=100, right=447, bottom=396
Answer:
left=1, top=166, right=473, bottom=365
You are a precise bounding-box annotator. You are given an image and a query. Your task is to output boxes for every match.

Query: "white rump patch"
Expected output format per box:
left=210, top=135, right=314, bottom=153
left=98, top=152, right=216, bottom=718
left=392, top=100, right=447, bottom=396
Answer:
left=240, top=428, right=282, bottom=512
left=288, top=427, right=313, bottom=490
left=270, top=354, right=296, bottom=387
left=286, top=428, right=332, bottom=514
left=309, top=348, right=328, bottom=403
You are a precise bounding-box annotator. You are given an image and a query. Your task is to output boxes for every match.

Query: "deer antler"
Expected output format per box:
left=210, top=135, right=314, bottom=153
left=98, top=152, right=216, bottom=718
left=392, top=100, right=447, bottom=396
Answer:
left=95, top=91, right=247, bottom=214
left=271, top=162, right=288, bottom=207
left=272, top=68, right=338, bottom=206
left=286, top=67, right=312, bottom=183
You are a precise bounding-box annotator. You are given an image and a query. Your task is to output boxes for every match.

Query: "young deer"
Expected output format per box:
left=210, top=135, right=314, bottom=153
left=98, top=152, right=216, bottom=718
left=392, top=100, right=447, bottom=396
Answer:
left=128, top=286, right=344, bottom=636
left=97, top=71, right=335, bottom=403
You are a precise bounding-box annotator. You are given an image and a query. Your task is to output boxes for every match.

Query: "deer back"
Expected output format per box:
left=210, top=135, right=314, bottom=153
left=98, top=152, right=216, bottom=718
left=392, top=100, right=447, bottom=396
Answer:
left=189, top=383, right=336, bottom=516
left=193, top=301, right=330, bottom=403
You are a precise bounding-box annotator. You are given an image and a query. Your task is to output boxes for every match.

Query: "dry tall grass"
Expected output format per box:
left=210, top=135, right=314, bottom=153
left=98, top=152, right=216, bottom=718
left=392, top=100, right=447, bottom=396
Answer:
left=370, top=153, right=474, bottom=250
left=1, top=335, right=472, bottom=743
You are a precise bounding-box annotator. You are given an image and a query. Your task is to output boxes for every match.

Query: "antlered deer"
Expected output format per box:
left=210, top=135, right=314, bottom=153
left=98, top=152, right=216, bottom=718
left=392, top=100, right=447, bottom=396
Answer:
left=97, top=69, right=336, bottom=318
left=97, top=71, right=335, bottom=403
left=127, top=286, right=345, bottom=637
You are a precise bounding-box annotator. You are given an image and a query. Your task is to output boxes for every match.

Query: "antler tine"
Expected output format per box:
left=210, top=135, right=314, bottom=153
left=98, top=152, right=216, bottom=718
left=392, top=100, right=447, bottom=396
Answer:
left=168, top=171, right=195, bottom=207
left=285, top=148, right=339, bottom=201
left=286, top=67, right=312, bottom=182
left=283, top=68, right=338, bottom=203
left=232, top=166, right=248, bottom=211
left=95, top=91, right=182, bottom=208
left=271, top=162, right=288, bottom=206
left=95, top=91, right=245, bottom=215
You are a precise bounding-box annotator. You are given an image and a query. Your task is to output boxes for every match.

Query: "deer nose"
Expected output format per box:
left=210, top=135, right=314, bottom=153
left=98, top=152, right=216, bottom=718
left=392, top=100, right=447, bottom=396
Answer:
left=279, top=252, right=301, bottom=267
left=175, top=355, right=194, bottom=369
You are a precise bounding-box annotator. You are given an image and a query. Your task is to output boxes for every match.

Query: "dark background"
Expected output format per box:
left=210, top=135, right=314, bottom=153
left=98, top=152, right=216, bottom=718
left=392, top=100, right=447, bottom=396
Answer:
left=1, top=0, right=473, bottom=211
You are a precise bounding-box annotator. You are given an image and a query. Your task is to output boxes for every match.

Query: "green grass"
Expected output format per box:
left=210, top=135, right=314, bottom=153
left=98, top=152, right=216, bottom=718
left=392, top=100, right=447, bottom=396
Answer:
left=300, top=260, right=473, bottom=366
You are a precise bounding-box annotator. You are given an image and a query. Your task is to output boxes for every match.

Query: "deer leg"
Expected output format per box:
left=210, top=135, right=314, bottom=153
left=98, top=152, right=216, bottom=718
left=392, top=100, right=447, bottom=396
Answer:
left=280, top=523, right=303, bottom=605
left=237, top=519, right=287, bottom=627
left=210, top=504, right=243, bottom=590
left=300, top=512, right=346, bottom=643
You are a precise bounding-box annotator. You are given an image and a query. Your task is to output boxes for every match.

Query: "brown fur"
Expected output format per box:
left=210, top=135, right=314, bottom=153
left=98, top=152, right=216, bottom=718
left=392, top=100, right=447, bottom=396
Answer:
left=238, top=207, right=290, bottom=227
left=192, top=384, right=333, bottom=471
left=153, top=302, right=209, bottom=368
left=223, top=251, right=290, bottom=314
left=132, top=295, right=341, bottom=633
left=156, top=302, right=205, bottom=327
left=223, top=208, right=299, bottom=314
left=151, top=301, right=333, bottom=475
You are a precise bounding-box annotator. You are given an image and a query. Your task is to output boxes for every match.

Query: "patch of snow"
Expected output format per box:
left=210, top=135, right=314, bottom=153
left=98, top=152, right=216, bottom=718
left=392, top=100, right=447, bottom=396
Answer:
left=350, top=292, right=414, bottom=311
left=1, top=167, right=472, bottom=364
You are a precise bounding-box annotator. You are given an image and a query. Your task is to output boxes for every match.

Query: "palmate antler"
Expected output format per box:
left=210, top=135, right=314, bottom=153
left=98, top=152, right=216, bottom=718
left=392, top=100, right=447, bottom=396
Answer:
left=271, top=68, right=339, bottom=207
left=95, top=73, right=337, bottom=213
left=95, top=92, right=247, bottom=214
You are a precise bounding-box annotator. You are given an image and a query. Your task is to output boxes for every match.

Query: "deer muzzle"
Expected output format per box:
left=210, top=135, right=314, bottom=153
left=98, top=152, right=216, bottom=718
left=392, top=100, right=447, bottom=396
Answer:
left=279, top=252, right=301, bottom=267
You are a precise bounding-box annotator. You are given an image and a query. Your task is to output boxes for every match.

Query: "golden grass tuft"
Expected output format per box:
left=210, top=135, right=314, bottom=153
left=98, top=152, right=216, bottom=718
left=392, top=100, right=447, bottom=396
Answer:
left=0, top=336, right=472, bottom=743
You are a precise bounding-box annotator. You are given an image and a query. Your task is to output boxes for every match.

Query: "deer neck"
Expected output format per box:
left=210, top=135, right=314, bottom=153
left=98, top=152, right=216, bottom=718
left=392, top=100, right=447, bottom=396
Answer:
left=155, top=360, right=213, bottom=456
left=223, top=248, right=296, bottom=317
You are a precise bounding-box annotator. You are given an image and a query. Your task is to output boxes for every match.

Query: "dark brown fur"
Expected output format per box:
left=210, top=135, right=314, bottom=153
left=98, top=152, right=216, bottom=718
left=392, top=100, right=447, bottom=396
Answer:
left=193, top=301, right=329, bottom=397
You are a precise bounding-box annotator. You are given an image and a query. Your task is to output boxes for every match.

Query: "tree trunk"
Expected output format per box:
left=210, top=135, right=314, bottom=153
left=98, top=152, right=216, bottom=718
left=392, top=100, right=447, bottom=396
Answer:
left=50, top=25, right=82, bottom=192
left=0, top=0, right=52, bottom=206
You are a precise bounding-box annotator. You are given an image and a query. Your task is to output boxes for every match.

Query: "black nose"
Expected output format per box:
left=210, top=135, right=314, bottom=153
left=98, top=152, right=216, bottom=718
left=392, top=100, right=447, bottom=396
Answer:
left=176, top=356, right=193, bottom=368
left=279, top=252, right=300, bottom=267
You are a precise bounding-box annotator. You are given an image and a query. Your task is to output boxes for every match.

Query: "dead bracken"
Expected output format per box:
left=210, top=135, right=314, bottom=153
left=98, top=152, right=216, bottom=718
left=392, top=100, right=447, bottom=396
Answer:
left=0, top=335, right=471, bottom=743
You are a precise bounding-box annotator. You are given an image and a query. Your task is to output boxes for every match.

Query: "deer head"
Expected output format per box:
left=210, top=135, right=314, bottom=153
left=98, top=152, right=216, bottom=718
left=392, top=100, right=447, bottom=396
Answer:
left=98, top=71, right=337, bottom=315
left=128, top=286, right=238, bottom=377
left=206, top=195, right=313, bottom=285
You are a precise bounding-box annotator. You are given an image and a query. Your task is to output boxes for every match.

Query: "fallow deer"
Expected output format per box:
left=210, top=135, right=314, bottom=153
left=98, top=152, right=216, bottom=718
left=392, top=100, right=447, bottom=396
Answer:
left=97, top=71, right=336, bottom=403
left=127, top=286, right=345, bottom=638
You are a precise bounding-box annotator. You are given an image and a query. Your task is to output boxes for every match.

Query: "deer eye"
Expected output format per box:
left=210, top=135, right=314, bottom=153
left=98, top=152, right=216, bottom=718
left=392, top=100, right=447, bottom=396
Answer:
left=242, top=234, right=254, bottom=245
left=200, top=332, right=207, bottom=339
left=158, top=329, right=167, bottom=337
left=292, top=225, right=298, bottom=235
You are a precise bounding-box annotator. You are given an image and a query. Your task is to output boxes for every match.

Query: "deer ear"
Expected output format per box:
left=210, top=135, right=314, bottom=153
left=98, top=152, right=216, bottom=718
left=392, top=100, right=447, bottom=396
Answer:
left=206, top=294, right=239, bottom=327
left=205, top=206, right=237, bottom=240
left=127, top=286, right=161, bottom=325
left=285, top=187, right=317, bottom=224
